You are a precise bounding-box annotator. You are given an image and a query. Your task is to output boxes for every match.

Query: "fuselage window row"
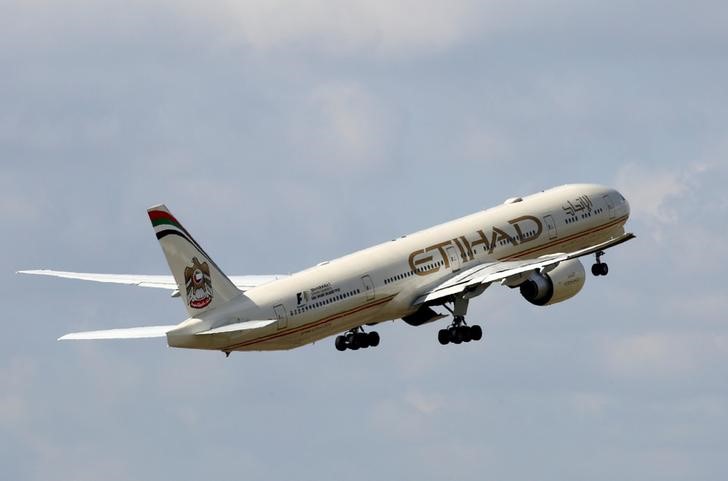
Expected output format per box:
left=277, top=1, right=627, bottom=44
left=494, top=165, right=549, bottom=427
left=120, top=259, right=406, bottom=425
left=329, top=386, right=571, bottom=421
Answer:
left=292, top=288, right=362, bottom=316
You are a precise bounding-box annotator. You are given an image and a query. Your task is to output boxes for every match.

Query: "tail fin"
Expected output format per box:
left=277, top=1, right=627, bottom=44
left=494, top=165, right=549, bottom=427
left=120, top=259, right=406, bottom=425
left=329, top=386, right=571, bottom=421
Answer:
left=147, top=204, right=242, bottom=316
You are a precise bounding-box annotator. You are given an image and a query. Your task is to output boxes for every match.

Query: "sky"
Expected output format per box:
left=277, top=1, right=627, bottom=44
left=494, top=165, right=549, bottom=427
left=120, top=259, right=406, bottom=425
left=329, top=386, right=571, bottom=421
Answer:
left=2, top=1, right=728, bottom=479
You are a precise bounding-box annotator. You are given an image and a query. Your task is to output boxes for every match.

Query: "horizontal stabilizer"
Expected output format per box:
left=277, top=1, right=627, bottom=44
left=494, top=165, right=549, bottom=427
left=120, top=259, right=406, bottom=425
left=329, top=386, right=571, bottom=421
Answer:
left=59, top=325, right=176, bottom=340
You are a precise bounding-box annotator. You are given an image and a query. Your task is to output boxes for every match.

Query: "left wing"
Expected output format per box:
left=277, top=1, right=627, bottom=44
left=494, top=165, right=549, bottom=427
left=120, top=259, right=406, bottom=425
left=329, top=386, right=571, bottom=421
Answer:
left=17, top=270, right=287, bottom=292
left=415, top=232, right=635, bottom=305
left=59, top=325, right=176, bottom=340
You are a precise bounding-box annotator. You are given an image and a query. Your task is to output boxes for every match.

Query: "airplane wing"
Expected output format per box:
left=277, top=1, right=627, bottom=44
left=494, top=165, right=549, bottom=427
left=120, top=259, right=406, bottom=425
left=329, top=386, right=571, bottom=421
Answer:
left=415, top=232, right=635, bottom=305
left=58, top=320, right=278, bottom=341
left=17, top=270, right=287, bottom=292
left=59, top=325, right=176, bottom=340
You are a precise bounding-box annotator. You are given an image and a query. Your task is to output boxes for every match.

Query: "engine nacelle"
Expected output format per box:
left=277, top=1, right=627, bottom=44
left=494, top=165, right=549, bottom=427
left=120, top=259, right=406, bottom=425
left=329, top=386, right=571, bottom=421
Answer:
left=519, top=259, right=586, bottom=306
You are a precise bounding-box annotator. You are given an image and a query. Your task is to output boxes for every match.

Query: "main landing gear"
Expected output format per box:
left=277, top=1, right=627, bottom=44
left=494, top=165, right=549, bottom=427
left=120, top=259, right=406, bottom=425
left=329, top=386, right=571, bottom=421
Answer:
left=438, top=316, right=483, bottom=345
left=591, top=250, right=609, bottom=276
left=437, top=296, right=483, bottom=346
left=335, top=327, right=380, bottom=351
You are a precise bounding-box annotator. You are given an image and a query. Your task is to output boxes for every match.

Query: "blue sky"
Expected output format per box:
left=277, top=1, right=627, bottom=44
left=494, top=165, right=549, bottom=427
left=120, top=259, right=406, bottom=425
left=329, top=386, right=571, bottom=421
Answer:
left=2, top=1, right=727, bottom=480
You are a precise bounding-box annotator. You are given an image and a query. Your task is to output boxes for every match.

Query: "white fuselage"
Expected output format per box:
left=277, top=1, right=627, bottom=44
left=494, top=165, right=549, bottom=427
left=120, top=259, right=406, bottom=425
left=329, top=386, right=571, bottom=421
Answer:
left=166, top=184, right=630, bottom=351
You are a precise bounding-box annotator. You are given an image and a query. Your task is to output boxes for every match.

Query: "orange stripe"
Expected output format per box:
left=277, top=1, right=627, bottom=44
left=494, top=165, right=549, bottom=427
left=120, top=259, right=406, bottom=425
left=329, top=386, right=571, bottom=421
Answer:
left=223, top=294, right=396, bottom=350
left=503, top=215, right=628, bottom=260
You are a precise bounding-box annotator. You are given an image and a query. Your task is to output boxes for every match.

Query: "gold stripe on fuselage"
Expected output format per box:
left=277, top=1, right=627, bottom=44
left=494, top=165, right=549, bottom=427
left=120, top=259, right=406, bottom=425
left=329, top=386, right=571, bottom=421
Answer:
left=504, top=215, right=628, bottom=260
left=222, top=294, right=398, bottom=350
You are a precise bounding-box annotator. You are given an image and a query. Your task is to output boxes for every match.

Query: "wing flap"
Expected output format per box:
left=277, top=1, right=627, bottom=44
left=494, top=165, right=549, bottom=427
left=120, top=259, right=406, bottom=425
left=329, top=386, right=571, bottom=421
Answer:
left=59, top=325, right=176, bottom=340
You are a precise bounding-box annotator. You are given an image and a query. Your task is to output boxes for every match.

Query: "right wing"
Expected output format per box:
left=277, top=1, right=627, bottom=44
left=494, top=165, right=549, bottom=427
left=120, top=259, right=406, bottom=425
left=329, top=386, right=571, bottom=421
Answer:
left=17, top=269, right=288, bottom=292
left=415, top=232, right=635, bottom=305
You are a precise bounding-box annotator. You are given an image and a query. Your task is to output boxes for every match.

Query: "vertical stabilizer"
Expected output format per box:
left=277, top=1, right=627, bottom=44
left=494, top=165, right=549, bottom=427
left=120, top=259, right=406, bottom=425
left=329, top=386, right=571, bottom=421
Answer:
left=147, top=205, right=241, bottom=316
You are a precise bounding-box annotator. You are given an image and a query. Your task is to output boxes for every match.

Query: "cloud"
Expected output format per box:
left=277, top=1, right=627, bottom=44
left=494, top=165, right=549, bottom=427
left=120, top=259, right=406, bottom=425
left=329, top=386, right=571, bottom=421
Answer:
left=600, top=332, right=728, bottom=379
left=615, top=163, right=688, bottom=224
left=289, top=83, right=396, bottom=171
left=171, top=0, right=481, bottom=57
left=0, top=357, right=36, bottom=430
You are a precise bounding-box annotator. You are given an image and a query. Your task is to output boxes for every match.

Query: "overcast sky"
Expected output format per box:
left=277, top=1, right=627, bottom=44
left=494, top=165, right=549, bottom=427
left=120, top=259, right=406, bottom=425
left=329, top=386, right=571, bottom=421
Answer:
left=2, top=1, right=727, bottom=480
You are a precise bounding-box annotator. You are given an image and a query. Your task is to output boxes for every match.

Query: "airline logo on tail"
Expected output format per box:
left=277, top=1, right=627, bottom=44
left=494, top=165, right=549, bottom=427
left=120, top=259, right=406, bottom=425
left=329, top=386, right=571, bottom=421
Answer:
left=184, top=257, right=213, bottom=309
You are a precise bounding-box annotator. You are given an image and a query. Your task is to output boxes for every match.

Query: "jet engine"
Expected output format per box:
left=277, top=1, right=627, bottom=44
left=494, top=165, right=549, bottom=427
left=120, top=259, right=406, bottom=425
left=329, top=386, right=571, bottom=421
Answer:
left=519, top=259, right=586, bottom=306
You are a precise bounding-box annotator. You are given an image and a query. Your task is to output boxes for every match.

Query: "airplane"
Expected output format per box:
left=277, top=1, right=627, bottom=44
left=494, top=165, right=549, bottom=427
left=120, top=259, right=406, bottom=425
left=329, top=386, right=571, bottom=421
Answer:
left=19, top=183, right=634, bottom=355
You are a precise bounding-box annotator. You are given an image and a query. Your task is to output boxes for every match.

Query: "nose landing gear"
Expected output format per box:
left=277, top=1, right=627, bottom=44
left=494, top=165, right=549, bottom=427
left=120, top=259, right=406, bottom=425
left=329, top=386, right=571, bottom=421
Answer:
left=591, top=250, right=609, bottom=276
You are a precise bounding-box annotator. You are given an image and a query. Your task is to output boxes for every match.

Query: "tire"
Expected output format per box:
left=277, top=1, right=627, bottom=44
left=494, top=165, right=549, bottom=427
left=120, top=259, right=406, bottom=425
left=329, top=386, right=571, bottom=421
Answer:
left=591, top=264, right=601, bottom=276
left=460, top=326, right=472, bottom=343
left=449, top=327, right=462, bottom=344
left=438, top=329, right=450, bottom=345
left=357, top=333, right=370, bottom=349
left=367, top=331, right=380, bottom=347
left=600, top=263, right=609, bottom=276
left=335, top=335, right=347, bottom=351
left=470, top=325, right=483, bottom=341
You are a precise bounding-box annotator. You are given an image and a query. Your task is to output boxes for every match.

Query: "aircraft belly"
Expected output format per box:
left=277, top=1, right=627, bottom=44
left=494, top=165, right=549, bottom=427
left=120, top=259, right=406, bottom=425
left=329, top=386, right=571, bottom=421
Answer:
left=234, top=300, right=396, bottom=351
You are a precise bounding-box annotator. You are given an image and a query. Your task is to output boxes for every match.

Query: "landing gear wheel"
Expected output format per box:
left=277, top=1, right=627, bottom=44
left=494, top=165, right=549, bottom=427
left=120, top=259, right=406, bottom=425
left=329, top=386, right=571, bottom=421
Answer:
left=592, top=262, right=609, bottom=276
left=460, top=326, right=472, bottom=343
left=470, top=325, right=483, bottom=341
left=334, top=328, right=380, bottom=351
left=438, top=329, right=450, bottom=345
left=449, top=327, right=462, bottom=344
left=592, top=251, right=609, bottom=277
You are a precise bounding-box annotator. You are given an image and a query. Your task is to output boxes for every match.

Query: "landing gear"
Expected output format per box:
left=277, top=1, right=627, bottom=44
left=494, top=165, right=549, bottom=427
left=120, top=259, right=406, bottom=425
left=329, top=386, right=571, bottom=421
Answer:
left=438, top=316, right=483, bottom=346
left=592, top=250, right=609, bottom=276
left=437, top=296, right=483, bottom=346
left=335, top=327, right=380, bottom=351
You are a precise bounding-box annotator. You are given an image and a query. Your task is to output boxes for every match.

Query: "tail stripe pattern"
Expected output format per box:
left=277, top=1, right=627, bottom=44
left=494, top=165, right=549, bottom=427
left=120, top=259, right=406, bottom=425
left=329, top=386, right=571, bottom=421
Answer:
left=148, top=209, right=233, bottom=285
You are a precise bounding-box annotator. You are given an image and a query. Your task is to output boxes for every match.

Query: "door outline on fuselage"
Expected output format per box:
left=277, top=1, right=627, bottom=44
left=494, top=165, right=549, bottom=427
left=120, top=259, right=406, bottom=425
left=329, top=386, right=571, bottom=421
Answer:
left=603, top=194, right=615, bottom=219
left=361, top=275, right=375, bottom=301
left=543, top=214, right=558, bottom=240
left=273, top=304, right=288, bottom=330
left=445, top=245, right=461, bottom=272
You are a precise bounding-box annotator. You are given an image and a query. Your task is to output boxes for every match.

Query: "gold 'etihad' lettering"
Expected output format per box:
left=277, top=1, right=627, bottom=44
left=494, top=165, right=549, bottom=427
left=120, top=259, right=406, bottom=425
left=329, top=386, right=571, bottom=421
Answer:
left=409, top=214, right=544, bottom=277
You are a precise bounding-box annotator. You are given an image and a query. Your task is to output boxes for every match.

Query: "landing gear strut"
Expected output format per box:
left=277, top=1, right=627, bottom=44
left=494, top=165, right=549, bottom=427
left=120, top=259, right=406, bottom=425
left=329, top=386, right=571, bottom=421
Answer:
left=591, top=250, right=609, bottom=276
left=437, top=296, right=483, bottom=346
left=335, top=327, right=380, bottom=351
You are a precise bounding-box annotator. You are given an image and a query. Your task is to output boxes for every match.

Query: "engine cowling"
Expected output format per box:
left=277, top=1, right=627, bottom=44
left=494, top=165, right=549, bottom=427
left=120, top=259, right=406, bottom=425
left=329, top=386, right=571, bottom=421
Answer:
left=519, top=259, right=586, bottom=306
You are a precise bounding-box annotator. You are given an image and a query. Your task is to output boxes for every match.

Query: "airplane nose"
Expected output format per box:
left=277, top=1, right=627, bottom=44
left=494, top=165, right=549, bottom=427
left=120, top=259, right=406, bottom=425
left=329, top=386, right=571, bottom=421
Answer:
left=614, top=189, right=630, bottom=218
